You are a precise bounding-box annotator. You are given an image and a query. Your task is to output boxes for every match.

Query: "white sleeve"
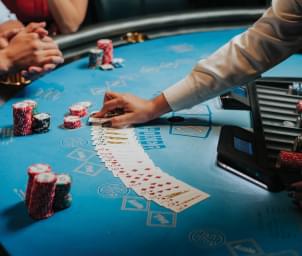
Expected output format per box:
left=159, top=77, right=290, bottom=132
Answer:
left=163, top=0, right=302, bottom=111
left=0, top=1, right=17, bottom=24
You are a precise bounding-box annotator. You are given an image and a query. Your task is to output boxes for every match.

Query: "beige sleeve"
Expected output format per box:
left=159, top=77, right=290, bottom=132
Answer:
left=163, top=0, right=302, bottom=111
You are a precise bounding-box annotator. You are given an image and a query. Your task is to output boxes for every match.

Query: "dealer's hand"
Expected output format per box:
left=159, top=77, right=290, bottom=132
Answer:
left=93, top=91, right=171, bottom=128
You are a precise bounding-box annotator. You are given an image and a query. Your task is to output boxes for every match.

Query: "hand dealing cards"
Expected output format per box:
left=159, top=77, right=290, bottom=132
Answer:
left=91, top=125, right=210, bottom=213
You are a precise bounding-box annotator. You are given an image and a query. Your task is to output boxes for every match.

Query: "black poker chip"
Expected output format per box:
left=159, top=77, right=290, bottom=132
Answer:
left=32, top=113, right=51, bottom=133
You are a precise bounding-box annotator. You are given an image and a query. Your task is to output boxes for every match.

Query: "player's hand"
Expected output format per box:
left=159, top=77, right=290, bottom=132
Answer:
left=288, top=181, right=302, bottom=208
left=25, top=22, right=48, bottom=38
left=0, top=28, right=22, bottom=49
left=94, top=91, right=171, bottom=128
left=2, top=32, right=63, bottom=74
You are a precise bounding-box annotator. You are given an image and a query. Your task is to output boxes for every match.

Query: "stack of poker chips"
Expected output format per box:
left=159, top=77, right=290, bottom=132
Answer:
left=32, top=113, right=51, bottom=133
left=28, top=172, right=57, bottom=220
left=97, top=39, right=113, bottom=65
left=88, top=48, right=103, bottom=69
left=25, top=163, right=52, bottom=206
left=64, top=101, right=92, bottom=129
left=25, top=164, right=73, bottom=220
left=53, top=174, right=72, bottom=211
left=13, top=102, right=33, bottom=136
left=64, top=115, right=82, bottom=129
left=13, top=99, right=50, bottom=135
left=276, top=150, right=302, bottom=169
left=87, top=38, right=124, bottom=70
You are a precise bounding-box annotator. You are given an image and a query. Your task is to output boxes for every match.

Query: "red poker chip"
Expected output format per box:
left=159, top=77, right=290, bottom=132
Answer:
left=69, top=104, right=87, bottom=117
left=296, top=100, right=302, bottom=113
left=13, top=102, right=33, bottom=136
left=28, top=172, right=57, bottom=220
left=25, top=164, right=52, bottom=206
left=277, top=150, right=302, bottom=169
left=97, top=39, right=113, bottom=64
left=64, top=115, right=82, bottom=129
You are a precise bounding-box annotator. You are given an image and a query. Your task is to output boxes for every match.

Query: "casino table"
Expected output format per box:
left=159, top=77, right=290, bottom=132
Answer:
left=1, top=17, right=302, bottom=256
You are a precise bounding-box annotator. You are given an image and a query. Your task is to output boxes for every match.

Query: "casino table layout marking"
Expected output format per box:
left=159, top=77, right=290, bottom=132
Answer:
left=60, top=137, right=89, bottom=148
left=0, top=127, right=14, bottom=145
left=121, top=195, right=150, bottom=212
left=168, top=43, right=195, bottom=53
left=97, top=182, right=130, bottom=198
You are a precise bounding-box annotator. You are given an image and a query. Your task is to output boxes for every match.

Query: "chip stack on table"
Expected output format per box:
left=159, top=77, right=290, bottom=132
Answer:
left=13, top=100, right=51, bottom=135
left=25, top=164, right=73, bottom=220
left=88, top=48, right=103, bottom=69
left=25, top=164, right=52, bottom=206
left=90, top=124, right=210, bottom=213
left=63, top=101, right=92, bottom=129
left=28, top=172, right=57, bottom=220
left=69, top=104, right=88, bottom=117
left=276, top=150, right=302, bottom=169
left=97, top=39, right=113, bottom=65
left=64, top=115, right=82, bottom=129
left=13, top=102, right=33, bottom=136
left=53, top=174, right=72, bottom=211
left=32, top=113, right=51, bottom=133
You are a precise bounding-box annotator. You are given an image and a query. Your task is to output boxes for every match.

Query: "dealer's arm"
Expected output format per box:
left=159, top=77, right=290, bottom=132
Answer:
left=94, top=0, right=302, bottom=128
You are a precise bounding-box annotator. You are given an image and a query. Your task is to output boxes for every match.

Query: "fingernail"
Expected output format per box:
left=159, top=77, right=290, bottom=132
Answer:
left=102, top=121, right=112, bottom=128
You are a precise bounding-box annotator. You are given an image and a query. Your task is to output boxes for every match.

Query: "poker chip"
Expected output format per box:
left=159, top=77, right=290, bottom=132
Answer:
left=293, top=135, right=302, bottom=152
left=97, top=39, right=113, bottom=65
left=276, top=150, right=302, bottom=169
left=28, top=172, right=57, bottom=220
left=88, top=48, right=102, bottom=68
left=22, top=99, right=38, bottom=114
left=69, top=104, right=88, bottom=117
left=100, top=64, right=114, bottom=71
left=64, top=115, right=82, bottom=129
left=13, top=102, right=33, bottom=136
left=297, top=100, right=302, bottom=113
left=32, top=113, right=51, bottom=133
left=53, top=174, right=72, bottom=211
left=25, top=164, right=52, bottom=206
left=112, top=58, right=124, bottom=68
left=54, top=194, right=72, bottom=211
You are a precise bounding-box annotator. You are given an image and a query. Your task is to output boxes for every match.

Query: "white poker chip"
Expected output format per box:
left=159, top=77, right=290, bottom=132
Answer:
left=13, top=102, right=30, bottom=109
left=28, top=163, right=52, bottom=174
left=56, top=174, right=72, bottom=184
left=112, top=58, right=124, bottom=64
left=34, top=113, right=50, bottom=120
left=100, top=64, right=114, bottom=70
left=75, top=101, right=92, bottom=108
left=22, top=99, right=37, bottom=108
left=35, top=172, right=57, bottom=183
